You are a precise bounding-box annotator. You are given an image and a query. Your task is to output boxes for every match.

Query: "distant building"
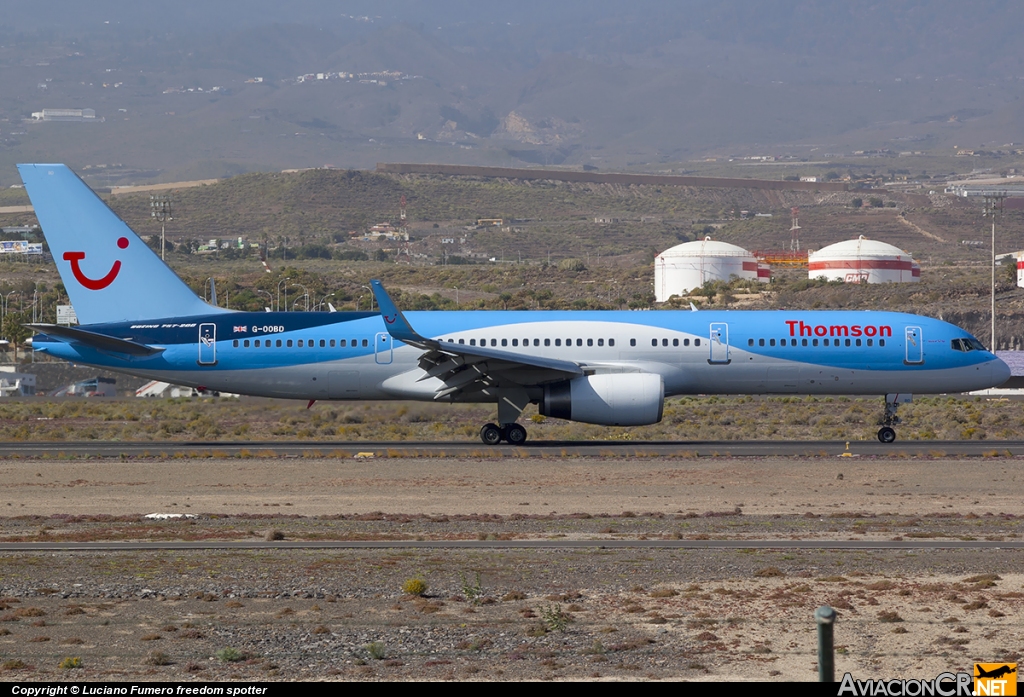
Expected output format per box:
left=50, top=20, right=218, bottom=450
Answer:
left=52, top=376, right=116, bottom=397
left=0, top=367, right=36, bottom=397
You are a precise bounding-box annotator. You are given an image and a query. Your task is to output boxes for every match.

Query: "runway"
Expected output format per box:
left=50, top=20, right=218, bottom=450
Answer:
left=1, top=438, right=1021, bottom=458
left=0, top=539, right=1022, bottom=551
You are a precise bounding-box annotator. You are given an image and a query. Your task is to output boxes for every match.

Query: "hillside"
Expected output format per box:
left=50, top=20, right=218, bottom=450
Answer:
left=2, top=167, right=1024, bottom=351
left=3, top=2, right=1024, bottom=184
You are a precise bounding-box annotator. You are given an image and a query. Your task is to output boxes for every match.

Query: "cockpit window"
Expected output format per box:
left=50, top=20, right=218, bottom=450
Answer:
left=951, top=337, right=987, bottom=352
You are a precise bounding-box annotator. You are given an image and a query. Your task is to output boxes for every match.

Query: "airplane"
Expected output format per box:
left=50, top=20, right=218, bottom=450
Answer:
left=17, top=163, right=1012, bottom=445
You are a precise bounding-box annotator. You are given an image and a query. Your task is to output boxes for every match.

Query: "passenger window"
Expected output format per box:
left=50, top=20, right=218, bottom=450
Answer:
left=823, top=339, right=829, bottom=347
left=662, top=338, right=668, bottom=347
left=694, top=339, right=700, bottom=347
left=233, top=339, right=239, bottom=348
left=297, top=340, right=303, bottom=347
left=470, top=339, right=476, bottom=346
left=770, top=339, right=776, bottom=347
left=587, top=338, right=593, bottom=347
left=276, top=339, right=283, bottom=347
left=501, top=339, right=508, bottom=347
left=651, top=338, right=658, bottom=347
left=802, top=339, right=808, bottom=346
left=845, top=339, right=851, bottom=347
left=492, top=339, right=497, bottom=347
left=308, top=339, right=314, bottom=348
left=759, top=338, right=765, bottom=347
left=683, top=339, right=690, bottom=346
left=555, top=339, right=561, bottom=347
left=534, top=339, right=540, bottom=347
left=330, top=339, right=335, bottom=347
left=879, top=339, right=885, bottom=347
left=867, top=339, right=873, bottom=347
left=812, top=339, right=818, bottom=347
left=609, top=339, right=615, bottom=347
left=545, top=338, right=551, bottom=346
left=630, top=339, right=636, bottom=347
left=598, top=338, right=604, bottom=347
left=512, top=339, right=518, bottom=347
left=320, top=339, right=325, bottom=348
left=780, top=339, right=786, bottom=346
left=287, top=340, right=293, bottom=347
left=255, top=340, right=261, bottom=347
left=459, top=339, right=465, bottom=344
left=673, top=338, right=679, bottom=347
left=244, top=340, right=250, bottom=347
left=339, top=339, right=346, bottom=347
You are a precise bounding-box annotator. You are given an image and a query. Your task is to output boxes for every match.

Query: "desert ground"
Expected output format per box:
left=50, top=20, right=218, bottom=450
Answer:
left=0, top=453, right=1020, bottom=682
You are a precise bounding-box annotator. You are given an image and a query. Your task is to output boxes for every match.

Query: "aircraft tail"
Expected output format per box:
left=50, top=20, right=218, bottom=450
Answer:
left=17, top=164, right=229, bottom=324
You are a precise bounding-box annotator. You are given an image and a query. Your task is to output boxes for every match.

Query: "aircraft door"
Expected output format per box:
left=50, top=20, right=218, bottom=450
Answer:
left=198, top=323, right=217, bottom=366
left=375, top=332, right=393, bottom=364
left=904, top=326, right=923, bottom=364
left=709, top=322, right=730, bottom=364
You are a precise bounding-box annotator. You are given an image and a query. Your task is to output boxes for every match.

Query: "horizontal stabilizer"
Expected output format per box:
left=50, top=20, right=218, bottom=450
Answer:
left=29, top=324, right=165, bottom=356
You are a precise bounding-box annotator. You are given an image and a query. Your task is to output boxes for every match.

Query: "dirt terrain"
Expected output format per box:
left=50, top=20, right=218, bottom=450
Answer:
left=0, top=454, right=1021, bottom=682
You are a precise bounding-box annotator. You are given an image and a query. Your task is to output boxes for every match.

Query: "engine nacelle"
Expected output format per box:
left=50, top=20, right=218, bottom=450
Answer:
left=540, top=373, right=664, bottom=426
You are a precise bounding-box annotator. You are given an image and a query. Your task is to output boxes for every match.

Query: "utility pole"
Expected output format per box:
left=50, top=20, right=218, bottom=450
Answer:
left=983, top=193, right=1006, bottom=351
left=150, top=195, right=172, bottom=261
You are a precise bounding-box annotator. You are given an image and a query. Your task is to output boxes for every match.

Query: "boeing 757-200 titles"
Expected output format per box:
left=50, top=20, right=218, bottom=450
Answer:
left=17, top=164, right=1011, bottom=444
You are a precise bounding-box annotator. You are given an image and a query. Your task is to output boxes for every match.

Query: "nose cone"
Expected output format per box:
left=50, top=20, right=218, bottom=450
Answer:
left=989, top=356, right=1012, bottom=387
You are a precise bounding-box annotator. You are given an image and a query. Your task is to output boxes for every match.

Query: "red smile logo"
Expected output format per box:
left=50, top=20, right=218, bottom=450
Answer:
left=63, top=236, right=128, bottom=290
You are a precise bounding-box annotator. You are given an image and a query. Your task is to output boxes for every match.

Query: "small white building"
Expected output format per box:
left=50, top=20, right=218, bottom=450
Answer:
left=0, top=366, right=35, bottom=397
left=655, top=237, right=763, bottom=302
left=808, top=236, right=919, bottom=284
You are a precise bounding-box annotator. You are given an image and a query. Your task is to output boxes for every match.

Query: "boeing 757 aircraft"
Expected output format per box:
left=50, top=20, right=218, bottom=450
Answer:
left=17, top=164, right=1011, bottom=444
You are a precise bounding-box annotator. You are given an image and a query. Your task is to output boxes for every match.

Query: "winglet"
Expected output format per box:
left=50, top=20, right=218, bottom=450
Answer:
left=370, top=279, right=424, bottom=344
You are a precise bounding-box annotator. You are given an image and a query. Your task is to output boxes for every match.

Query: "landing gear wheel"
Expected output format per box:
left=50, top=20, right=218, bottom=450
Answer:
left=504, top=423, right=528, bottom=445
left=877, top=427, right=896, bottom=444
left=480, top=423, right=502, bottom=445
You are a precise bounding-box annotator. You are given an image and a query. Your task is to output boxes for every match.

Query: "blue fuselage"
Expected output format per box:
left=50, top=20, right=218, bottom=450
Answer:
left=32, top=309, right=1010, bottom=401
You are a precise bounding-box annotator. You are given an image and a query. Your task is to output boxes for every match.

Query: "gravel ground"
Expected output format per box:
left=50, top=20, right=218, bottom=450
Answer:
left=0, top=454, right=1021, bottom=681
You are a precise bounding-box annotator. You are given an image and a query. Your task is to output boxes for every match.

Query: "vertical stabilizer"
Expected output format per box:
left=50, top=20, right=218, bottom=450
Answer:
left=17, top=164, right=229, bottom=324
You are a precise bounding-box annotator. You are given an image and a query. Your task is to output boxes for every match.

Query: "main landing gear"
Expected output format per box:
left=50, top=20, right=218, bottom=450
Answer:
left=480, top=422, right=527, bottom=445
left=478, top=388, right=531, bottom=445
left=877, top=394, right=904, bottom=443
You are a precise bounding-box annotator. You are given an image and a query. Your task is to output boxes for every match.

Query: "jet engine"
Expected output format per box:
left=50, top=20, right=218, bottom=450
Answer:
left=540, top=373, right=664, bottom=426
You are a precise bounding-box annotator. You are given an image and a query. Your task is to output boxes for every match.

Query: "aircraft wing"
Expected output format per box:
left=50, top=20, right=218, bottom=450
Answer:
left=370, top=280, right=583, bottom=399
left=28, top=324, right=165, bottom=357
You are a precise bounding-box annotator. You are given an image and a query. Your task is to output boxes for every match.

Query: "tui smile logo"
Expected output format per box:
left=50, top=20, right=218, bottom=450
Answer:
left=63, top=236, right=129, bottom=290
left=383, top=314, right=397, bottom=324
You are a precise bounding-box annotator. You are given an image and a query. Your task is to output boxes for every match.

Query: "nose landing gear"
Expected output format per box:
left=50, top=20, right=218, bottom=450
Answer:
left=877, top=393, right=909, bottom=443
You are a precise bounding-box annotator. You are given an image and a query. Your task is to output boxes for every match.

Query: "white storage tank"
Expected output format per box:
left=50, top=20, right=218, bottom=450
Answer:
left=655, top=237, right=760, bottom=302
left=808, top=236, right=919, bottom=284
